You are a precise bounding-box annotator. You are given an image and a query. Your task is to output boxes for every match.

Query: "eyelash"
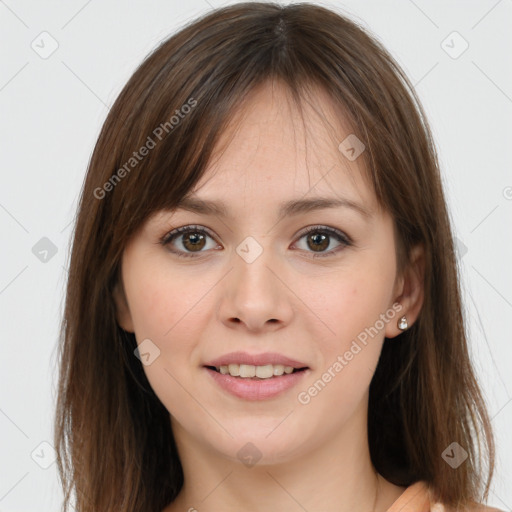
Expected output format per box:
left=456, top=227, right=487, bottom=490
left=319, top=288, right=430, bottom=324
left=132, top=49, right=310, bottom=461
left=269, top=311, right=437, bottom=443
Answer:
left=159, top=224, right=352, bottom=259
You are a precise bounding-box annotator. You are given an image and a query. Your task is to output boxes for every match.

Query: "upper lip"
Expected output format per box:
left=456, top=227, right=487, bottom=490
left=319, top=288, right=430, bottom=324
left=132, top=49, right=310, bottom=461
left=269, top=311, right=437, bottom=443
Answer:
left=204, top=351, right=309, bottom=369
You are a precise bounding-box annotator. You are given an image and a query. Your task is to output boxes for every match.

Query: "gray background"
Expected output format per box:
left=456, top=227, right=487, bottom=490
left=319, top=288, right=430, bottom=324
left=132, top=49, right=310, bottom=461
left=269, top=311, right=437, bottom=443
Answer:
left=0, top=0, right=510, bottom=510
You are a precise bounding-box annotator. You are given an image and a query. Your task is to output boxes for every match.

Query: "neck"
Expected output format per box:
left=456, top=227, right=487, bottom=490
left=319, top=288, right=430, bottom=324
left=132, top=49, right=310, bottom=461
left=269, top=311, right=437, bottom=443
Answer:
left=165, top=404, right=404, bottom=512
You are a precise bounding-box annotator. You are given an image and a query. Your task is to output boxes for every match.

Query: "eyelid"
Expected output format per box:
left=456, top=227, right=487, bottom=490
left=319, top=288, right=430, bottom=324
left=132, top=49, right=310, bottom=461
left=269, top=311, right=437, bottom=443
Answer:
left=160, top=223, right=352, bottom=258
left=160, top=224, right=218, bottom=245
left=295, top=225, right=351, bottom=244
left=291, top=225, right=352, bottom=258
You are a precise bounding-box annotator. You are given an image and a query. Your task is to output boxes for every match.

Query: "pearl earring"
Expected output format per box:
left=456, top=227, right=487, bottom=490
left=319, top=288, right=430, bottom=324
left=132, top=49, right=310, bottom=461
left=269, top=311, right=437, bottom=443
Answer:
left=397, top=316, right=408, bottom=331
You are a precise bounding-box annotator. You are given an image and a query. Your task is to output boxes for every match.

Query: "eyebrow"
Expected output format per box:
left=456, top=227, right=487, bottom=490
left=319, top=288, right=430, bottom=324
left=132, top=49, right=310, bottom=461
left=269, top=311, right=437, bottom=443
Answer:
left=173, top=195, right=372, bottom=220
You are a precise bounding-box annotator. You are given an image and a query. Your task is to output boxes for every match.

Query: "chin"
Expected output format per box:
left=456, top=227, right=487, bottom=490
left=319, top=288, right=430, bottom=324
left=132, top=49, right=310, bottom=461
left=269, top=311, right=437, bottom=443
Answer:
left=202, top=421, right=309, bottom=466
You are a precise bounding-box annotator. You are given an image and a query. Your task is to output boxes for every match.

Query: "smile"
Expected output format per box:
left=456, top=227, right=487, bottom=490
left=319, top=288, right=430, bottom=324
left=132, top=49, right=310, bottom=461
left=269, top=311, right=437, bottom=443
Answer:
left=203, top=364, right=309, bottom=400
left=207, top=363, right=307, bottom=379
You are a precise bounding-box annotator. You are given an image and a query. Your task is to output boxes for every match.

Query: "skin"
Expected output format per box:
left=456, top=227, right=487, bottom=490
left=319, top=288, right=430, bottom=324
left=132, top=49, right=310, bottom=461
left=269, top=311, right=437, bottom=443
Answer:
left=114, top=80, right=425, bottom=512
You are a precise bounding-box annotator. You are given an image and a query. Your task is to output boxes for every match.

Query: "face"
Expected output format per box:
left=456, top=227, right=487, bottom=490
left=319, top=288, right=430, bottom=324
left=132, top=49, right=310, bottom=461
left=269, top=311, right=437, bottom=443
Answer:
left=114, top=81, right=421, bottom=466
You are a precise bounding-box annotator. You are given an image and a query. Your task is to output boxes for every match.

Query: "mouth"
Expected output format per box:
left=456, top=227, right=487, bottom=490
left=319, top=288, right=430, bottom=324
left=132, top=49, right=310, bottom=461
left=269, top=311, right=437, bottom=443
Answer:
left=202, top=352, right=310, bottom=399
left=205, top=364, right=309, bottom=380
left=204, top=363, right=310, bottom=400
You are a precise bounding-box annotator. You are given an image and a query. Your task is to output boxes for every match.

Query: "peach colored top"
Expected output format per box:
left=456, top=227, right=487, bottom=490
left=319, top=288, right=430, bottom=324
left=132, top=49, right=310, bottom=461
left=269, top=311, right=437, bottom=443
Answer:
left=386, top=481, right=503, bottom=512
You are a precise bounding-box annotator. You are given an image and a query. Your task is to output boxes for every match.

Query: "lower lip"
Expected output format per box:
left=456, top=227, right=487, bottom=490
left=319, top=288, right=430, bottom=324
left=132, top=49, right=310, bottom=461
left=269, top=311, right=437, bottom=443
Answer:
left=205, top=367, right=309, bottom=400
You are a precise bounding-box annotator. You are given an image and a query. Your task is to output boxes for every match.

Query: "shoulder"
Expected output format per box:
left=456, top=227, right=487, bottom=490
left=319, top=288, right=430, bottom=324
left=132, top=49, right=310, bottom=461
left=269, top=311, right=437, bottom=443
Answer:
left=438, top=505, right=504, bottom=512
left=430, top=489, right=505, bottom=512
left=444, top=505, right=505, bottom=512
left=386, top=480, right=505, bottom=512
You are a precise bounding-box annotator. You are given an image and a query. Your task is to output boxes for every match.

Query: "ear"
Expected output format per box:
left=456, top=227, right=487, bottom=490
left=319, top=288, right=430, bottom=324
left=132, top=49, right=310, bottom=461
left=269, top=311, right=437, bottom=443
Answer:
left=385, top=243, right=425, bottom=339
left=112, top=279, right=135, bottom=333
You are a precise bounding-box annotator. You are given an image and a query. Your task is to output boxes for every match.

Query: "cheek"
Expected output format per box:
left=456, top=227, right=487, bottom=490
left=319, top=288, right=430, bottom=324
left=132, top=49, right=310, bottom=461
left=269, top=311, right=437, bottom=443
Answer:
left=299, top=251, right=396, bottom=413
left=314, top=267, right=393, bottom=348
left=124, top=255, right=211, bottom=342
left=122, top=258, right=213, bottom=416
left=292, top=272, right=391, bottom=431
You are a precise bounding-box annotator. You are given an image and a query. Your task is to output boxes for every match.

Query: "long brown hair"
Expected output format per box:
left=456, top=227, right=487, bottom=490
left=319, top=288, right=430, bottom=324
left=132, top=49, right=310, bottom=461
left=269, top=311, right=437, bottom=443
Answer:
left=54, top=2, right=495, bottom=510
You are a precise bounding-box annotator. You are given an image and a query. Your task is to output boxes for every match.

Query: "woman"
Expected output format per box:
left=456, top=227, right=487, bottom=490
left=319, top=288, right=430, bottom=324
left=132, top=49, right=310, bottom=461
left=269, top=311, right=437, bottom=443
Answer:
left=54, top=3, right=501, bottom=511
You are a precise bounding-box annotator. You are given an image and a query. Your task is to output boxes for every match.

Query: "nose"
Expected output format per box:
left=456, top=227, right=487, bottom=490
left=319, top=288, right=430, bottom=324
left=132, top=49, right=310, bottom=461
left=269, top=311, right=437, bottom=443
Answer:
left=218, top=241, right=294, bottom=333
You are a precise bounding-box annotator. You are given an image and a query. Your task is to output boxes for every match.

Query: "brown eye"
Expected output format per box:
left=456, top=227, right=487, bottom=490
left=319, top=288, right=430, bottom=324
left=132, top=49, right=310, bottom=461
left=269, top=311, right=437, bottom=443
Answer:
left=181, top=232, right=206, bottom=252
left=306, top=232, right=329, bottom=252
left=161, top=225, right=219, bottom=258
left=294, top=226, right=351, bottom=258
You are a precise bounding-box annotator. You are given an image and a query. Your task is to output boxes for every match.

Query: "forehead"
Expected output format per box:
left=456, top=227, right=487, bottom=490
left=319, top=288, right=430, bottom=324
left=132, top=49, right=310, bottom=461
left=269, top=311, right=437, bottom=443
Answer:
left=189, top=81, right=378, bottom=215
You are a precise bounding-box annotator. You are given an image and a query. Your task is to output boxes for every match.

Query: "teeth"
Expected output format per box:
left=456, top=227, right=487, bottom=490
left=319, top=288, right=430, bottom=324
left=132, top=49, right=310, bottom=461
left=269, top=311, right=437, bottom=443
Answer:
left=239, top=364, right=256, bottom=378
left=228, top=364, right=240, bottom=376
left=273, top=364, right=285, bottom=376
left=217, top=363, right=301, bottom=379
left=255, top=365, right=273, bottom=378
